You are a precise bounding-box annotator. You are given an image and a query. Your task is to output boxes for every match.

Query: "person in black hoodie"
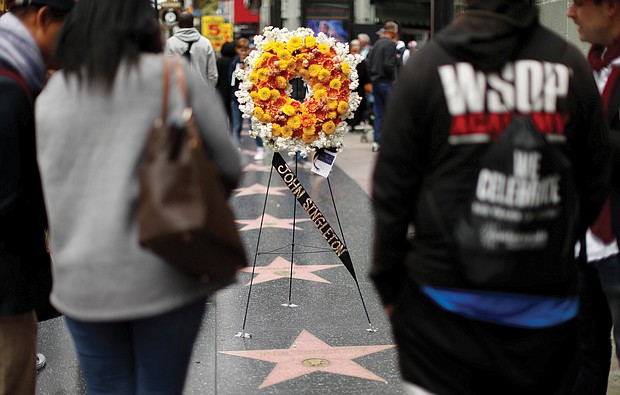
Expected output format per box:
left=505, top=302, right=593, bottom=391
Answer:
left=371, top=1, right=611, bottom=394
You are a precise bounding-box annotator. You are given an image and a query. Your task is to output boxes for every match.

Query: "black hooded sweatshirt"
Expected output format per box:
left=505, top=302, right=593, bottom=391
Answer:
left=371, top=0, right=611, bottom=305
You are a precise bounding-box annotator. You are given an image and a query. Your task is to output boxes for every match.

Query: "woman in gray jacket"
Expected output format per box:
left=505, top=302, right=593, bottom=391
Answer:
left=35, top=1, right=241, bottom=393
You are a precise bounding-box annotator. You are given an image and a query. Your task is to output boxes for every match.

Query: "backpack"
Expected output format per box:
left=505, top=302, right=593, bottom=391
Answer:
left=182, top=40, right=194, bottom=62
left=430, top=115, right=578, bottom=294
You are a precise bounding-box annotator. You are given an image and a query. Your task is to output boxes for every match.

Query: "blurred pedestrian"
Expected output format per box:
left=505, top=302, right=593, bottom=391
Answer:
left=216, top=41, right=236, bottom=124
left=34, top=1, right=240, bottom=394
left=0, top=0, right=75, bottom=393
left=567, top=1, right=620, bottom=393
left=357, top=33, right=372, bottom=60
left=165, top=11, right=218, bottom=88
left=367, top=21, right=398, bottom=152
left=371, top=0, right=611, bottom=394
left=349, top=39, right=371, bottom=132
left=230, top=37, right=265, bottom=159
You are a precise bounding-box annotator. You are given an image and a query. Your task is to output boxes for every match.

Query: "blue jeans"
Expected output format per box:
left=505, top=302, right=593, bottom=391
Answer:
left=231, top=98, right=263, bottom=148
left=65, top=300, right=206, bottom=395
left=372, top=81, right=393, bottom=144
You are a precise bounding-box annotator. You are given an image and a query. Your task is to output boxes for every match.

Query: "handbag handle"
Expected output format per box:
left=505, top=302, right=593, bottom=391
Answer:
left=158, top=57, right=202, bottom=149
left=159, top=57, right=171, bottom=125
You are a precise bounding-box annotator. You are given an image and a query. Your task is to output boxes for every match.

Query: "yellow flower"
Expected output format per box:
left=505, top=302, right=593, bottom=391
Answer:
left=322, top=121, right=336, bottom=134
left=327, top=100, right=338, bottom=110
left=277, top=49, right=292, bottom=61
left=270, top=89, right=280, bottom=99
left=258, top=52, right=273, bottom=64
left=303, top=125, right=315, bottom=135
left=256, top=68, right=269, bottom=80
left=329, top=79, right=342, bottom=90
left=282, top=104, right=296, bottom=116
left=272, top=124, right=282, bottom=137
left=302, top=133, right=315, bottom=143
left=287, top=116, right=301, bottom=129
left=276, top=76, right=287, bottom=89
left=308, top=64, right=321, bottom=77
left=328, top=111, right=337, bottom=119
left=304, top=36, right=316, bottom=48
left=258, top=87, right=272, bottom=101
left=279, top=60, right=289, bottom=70
left=337, top=101, right=349, bottom=114
left=317, top=69, right=331, bottom=81
left=299, top=69, right=310, bottom=80
left=287, top=36, right=303, bottom=51
left=250, top=91, right=259, bottom=101
left=281, top=126, right=293, bottom=138
left=262, top=113, right=272, bottom=123
left=314, top=89, right=327, bottom=100
left=341, top=62, right=351, bottom=74
left=312, top=83, right=325, bottom=91
left=273, top=42, right=285, bottom=52
left=253, top=106, right=264, bottom=119
left=249, top=73, right=259, bottom=85
left=317, top=43, right=330, bottom=54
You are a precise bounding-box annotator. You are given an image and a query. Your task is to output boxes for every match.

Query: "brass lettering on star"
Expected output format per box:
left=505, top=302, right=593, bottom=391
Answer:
left=302, top=358, right=331, bottom=368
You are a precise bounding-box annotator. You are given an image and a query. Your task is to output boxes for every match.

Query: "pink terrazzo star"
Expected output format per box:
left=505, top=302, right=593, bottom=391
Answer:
left=233, top=183, right=289, bottom=197
left=240, top=256, right=340, bottom=285
left=242, top=163, right=272, bottom=172
left=221, top=330, right=394, bottom=388
left=236, top=214, right=310, bottom=231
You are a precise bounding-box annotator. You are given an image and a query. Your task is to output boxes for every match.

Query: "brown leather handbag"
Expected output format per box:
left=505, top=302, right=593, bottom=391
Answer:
left=138, top=57, right=246, bottom=287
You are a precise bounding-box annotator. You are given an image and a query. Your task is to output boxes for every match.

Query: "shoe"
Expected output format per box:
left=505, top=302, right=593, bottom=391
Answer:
left=253, top=147, right=266, bottom=161
left=36, top=353, right=46, bottom=370
left=372, top=143, right=380, bottom=152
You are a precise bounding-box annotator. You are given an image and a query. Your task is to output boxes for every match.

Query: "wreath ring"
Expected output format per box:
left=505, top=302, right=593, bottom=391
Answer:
left=236, top=27, right=361, bottom=157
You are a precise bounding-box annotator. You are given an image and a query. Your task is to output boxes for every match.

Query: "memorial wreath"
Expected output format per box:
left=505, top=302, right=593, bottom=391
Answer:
left=236, top=26, right=362, bottom=158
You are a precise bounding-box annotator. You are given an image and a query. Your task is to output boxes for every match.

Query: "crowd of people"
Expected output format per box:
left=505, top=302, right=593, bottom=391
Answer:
left=2, top=0, right=620, bottom=394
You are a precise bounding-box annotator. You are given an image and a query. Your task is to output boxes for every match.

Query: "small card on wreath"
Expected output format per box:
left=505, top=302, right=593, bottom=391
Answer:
left=311, top=149, right=337, bottom=178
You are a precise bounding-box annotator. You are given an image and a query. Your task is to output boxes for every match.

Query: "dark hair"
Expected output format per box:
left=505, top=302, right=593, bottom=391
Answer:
left=236, top=37, right=250, bottom=49
left=55, top=0, right=162, bottom=90
left=11, top=4, right=72, bottom=20
left=178, top=11, right=193, bottom=29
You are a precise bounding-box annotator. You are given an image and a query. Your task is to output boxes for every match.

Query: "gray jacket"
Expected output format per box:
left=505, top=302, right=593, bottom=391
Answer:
left=165, top=28, right=218, bottom=88
left=35, top=53, right=240, bottom=321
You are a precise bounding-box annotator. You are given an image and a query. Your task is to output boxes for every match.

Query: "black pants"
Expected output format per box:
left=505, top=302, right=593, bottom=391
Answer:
left=391, top=281, right=578, bottom=395
left=571, top=263, right=613, bottom=395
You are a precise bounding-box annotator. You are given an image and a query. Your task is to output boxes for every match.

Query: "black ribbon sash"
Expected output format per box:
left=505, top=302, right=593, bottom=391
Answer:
left=271, top=152, right=357, bottom=280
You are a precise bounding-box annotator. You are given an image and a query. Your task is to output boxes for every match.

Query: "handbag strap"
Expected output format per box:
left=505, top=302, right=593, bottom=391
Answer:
left=172, top=57, right=190, bottom=108
left=160, top=57, right=171, bottom=124
left=171, top=57, right=203, bottom=147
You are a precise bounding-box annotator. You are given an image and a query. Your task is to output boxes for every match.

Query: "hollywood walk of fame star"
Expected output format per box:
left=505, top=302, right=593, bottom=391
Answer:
left=242, top=163, right=272, bottom=172
left=220, top=330, right=395, bottom=388
left=233, top=183, right=289, bottom=198
left=236, top=214, right=310, bottom=232
left=240, top=256, right=340, bottom=286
